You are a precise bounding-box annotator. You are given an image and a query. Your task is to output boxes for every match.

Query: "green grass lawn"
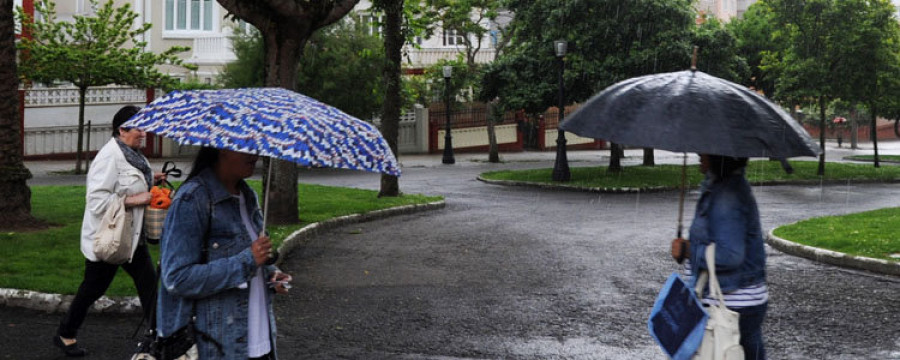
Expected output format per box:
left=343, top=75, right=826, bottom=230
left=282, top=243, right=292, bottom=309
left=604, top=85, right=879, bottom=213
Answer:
left=480, top=160, right=900, bottom=189
left=773, top=208, right=900, bottom=262
left=0, top=182, right=441, bottom=296
left=845, top=155, right=900, bottom=163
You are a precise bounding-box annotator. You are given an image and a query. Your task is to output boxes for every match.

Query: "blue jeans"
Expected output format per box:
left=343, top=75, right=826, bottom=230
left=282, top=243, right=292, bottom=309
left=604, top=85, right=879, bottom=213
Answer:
left=735, top=303, right=768, bottom=360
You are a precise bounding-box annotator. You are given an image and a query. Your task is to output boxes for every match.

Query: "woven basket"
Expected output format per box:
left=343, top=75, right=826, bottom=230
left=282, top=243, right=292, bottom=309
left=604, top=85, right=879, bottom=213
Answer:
left=144, top=207, right=168, bottom=240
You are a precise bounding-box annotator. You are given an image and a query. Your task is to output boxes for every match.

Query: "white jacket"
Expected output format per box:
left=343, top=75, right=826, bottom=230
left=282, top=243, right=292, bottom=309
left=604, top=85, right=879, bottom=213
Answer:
left=80, top=138, right=150, bottom=262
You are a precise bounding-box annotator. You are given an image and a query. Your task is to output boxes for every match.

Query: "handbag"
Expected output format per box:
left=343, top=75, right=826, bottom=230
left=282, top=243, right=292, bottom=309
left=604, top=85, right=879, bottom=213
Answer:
left=93, top=193, right=134, bottom=264
left=693, top=243, right=744, bottom=360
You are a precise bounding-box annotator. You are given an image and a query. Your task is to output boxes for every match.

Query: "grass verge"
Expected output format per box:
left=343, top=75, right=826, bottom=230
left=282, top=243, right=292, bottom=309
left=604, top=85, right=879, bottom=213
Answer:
left=0, top=181, right=441, bottom=296
left=772, top=208, right=900, bottom=262
left=480, top=160, right=900, bottom=189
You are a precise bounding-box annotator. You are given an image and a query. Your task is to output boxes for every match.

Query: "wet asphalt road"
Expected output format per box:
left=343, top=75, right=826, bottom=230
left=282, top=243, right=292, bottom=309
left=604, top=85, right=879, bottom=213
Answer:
left=4, top=152, right=900, bottom=359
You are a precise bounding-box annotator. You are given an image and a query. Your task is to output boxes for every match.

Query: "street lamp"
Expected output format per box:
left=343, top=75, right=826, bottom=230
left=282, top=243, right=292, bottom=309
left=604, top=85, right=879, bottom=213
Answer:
left=551, top=40, right=571, bottom=181
left=442, top=65, right=455, bottom=165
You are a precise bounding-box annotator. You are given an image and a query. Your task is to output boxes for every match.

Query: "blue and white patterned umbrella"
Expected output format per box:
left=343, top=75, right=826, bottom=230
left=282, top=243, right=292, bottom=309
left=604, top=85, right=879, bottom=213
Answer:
left=122, top=88, right=401, bottom=176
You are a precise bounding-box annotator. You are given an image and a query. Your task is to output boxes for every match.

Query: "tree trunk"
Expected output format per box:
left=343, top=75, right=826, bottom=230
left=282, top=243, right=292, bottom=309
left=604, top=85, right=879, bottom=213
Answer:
left=642, top=148, right=655, bottom=166
left=0, top=0, right=39, bottom=229
left=608, top=142, right=622, bottom=173
left=817, top=96, right=826, bottom=176
left=76, top=86, right=87, bottom=174
left=487, top=101, right=499, bottom=163
left=261, top=20, right=309, bottom=224
left=850, top=105, right=858, bottom=149
left=871, top=102, right=880, bottom=168
left=378, top=0, right=403, bottom=197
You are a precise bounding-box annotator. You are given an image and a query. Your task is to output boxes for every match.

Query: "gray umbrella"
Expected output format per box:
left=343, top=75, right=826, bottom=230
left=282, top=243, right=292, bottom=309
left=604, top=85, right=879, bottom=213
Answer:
left=559, top=70, right=821, bottom=158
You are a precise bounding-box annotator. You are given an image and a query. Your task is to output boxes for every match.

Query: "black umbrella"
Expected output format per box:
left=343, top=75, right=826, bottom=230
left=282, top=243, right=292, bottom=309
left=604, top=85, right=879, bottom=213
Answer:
left=559, top=68, right=820, bottom=240
left=559, top=70, right=820, bottom=158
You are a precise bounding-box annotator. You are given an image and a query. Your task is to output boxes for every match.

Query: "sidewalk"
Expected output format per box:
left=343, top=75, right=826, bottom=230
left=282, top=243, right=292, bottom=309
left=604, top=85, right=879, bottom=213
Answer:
left=24, top=139, right=900, bottom=185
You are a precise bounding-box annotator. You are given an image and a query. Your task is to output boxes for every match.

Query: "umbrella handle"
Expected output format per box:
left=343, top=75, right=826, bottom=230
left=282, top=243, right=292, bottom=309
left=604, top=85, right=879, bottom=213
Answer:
left=677, top=153, right=687, bottom=239
left=262, top=158, right=272, bottom=237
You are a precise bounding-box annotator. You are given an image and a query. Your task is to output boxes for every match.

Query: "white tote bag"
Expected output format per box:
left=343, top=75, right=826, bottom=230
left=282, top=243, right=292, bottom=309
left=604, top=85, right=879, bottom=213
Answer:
left=93, top=193, right=134, bottom=264
left=693, top=243, right=744, bottom=360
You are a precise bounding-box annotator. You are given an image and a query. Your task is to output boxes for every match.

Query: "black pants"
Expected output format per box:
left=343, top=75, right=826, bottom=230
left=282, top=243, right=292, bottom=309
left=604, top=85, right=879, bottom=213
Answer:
left=57, top=244, right=156, bottom=338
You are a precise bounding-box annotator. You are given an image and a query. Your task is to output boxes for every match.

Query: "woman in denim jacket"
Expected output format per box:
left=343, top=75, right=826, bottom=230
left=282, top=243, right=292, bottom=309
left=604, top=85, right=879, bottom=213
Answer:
left=672, top=155, right=768, bottom=360
left=157, top=148, right=292, bottom=360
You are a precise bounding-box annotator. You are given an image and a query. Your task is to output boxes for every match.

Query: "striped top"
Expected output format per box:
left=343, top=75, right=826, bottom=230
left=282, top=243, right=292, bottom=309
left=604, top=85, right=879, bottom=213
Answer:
left=683, top=260, right=768, bottom=308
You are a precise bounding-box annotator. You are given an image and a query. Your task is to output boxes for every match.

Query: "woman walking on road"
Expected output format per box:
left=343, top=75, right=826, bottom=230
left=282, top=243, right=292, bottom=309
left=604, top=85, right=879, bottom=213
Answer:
left=156, top=147, right=292, bottom=360
left=54, top=106, right=165, bottom=357
left=671, top=154, right=769, bottom=360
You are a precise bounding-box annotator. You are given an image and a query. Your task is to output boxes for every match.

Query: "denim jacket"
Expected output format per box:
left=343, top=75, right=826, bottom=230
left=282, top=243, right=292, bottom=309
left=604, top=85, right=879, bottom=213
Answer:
left=156, top=168, right=278, bottom=360
left=688, top=170, right=766, bottom=292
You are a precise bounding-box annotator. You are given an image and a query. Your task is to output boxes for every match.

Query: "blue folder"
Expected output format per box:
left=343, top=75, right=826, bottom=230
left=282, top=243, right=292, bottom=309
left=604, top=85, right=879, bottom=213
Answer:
left=648, top=272, right=708, bottom=360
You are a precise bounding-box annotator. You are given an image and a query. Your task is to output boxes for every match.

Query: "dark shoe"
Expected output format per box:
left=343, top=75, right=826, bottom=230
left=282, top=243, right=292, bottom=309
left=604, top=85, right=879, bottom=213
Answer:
left=53, top=336, right=87, bottom=357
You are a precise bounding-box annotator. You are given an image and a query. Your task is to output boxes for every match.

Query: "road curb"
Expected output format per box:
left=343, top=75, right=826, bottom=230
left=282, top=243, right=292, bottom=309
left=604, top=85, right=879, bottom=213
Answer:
left=0, top=200, right=446, bottom=314
left=477, top=175, right=900, bottom=194
left=766, top=229, right=900, bottom=277
left=274, top=201, right=446, bottom=267
left=476, top=176, right=673, bottom=193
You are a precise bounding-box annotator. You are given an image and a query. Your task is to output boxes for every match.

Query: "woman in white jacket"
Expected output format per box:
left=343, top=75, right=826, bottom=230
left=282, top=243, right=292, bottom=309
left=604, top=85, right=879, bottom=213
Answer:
left=54, top=106, right=165, bottom=357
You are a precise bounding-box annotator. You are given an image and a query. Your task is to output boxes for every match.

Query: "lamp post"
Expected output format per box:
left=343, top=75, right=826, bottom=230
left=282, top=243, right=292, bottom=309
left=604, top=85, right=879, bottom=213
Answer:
left=442, top=65, right=455, bottom=164
left=551, top=40, right=570, bottom=181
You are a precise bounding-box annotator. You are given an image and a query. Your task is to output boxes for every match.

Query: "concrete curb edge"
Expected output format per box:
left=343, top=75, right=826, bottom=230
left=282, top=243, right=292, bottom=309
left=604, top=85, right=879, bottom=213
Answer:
left=476, top=176, right=672, bottom=193
left=0, top=200, right=446, bottom=314
left=766, top=229, right=900, bottom=277
left=477, top=176, right=900, bottom=194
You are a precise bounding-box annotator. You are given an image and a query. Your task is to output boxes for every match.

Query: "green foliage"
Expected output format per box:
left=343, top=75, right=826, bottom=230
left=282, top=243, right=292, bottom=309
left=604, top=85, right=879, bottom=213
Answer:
left=426, top=0, right=502, bottom=67
left=424, top=57, right=479, bottom=104
left=774, top=207, right=900, bottom=262
left=163, top=79, right=220, bottom=92
left=218, top=29, right=265, bottom=89
left=220, top=19, right=417, bottom=119
left=0, top=182, right=442, bottom=296
left=692, top=18, right=747, bottom=82
left=16, top=0, right=193, bottom=89
left=489, top=0, right=699, bottom=114
left=728, top=0, right=781, bottom=95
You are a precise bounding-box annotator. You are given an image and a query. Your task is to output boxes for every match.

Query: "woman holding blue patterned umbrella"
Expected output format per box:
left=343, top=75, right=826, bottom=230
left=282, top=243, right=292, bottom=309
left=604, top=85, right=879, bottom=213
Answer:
left=156, top=147, right=292, bottom=360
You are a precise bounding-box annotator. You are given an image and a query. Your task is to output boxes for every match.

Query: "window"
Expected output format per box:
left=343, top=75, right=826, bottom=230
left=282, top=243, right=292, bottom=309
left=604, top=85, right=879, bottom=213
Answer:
left=359, top=14, right=382, bottom=36
left=443, top=28, right=465, bottom=46
left=165, top=0, right=214, bottom=33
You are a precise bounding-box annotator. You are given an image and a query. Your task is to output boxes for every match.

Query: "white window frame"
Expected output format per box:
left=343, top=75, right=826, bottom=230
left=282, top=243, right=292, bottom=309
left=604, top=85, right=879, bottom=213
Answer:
left=443, top=28, right=465, bottom=47
left=163, top=0, right=219, bottom=38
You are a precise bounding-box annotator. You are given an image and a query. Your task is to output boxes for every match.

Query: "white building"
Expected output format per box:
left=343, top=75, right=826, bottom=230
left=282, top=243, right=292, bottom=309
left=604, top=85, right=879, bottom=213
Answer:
left=697, top=0, right=758, bottom=22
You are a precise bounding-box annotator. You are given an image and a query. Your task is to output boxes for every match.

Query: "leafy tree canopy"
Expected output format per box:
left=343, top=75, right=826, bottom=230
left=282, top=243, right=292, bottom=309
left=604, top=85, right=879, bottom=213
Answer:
left=486, top=0, right=698, bottom=114
left=220, top=18, right=386, bottom=120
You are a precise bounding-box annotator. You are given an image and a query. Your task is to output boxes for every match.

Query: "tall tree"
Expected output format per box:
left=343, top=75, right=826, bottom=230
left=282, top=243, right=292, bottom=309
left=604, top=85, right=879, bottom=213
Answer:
left=18, top=0, right=192, bottom=174
left=728, top=0, right=781, bottom=96
left=216, top=0, right=359, bottom=223
left=767, top=0, right=842, bottom=176
left=220, top=21, right=386, bottom=120
left=831, top=0, right=900, bottom=168
left=428, top=0, right=501, bottom=69
left=372, top=0, right=404, bottom=197
left=494, top=0, right=696, bottom=172
left=0, top=0, right=40, bottom=229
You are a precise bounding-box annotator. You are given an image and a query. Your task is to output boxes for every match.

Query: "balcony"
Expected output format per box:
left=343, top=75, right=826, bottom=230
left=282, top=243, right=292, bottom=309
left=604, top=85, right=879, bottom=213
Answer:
left=189, top=36, right=237, bottom=65
left=404, top=48, right=497, bottom=69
